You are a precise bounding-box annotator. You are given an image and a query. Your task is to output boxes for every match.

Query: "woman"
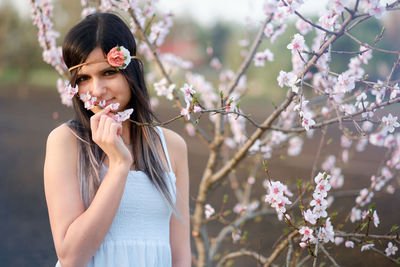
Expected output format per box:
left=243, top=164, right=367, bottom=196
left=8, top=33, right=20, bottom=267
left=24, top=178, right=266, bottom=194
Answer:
left=44, top=13, right=191, bottom=267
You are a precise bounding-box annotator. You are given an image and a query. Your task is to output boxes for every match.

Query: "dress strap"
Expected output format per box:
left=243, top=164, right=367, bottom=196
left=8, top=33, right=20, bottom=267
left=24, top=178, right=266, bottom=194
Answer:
left=157, top=126, right=173, bottom=172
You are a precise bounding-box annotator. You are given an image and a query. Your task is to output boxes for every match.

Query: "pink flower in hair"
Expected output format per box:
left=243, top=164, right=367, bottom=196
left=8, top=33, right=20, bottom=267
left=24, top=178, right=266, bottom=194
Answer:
left=107, top=46, right=131, bottom=69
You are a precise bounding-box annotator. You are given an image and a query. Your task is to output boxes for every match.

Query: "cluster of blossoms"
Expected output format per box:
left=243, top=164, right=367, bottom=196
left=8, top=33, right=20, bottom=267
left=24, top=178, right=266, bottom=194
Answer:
left=298, top=172, right=335, bottom=247
left=253, top=48, right=274, bottom=67
left=264, top=181, right=293, bottom=221
left=30, top=0, right=65, bottom=76
left=304, top=173, right=332, bottom=224
left=321, top=155, right=344, bottom=189
left=153, top=78, right=176, bottom=100
left=57, top=79, right=77, bottom=107
left=179, top=83, right=201, bottom=120
left=79, top=92, right=133, bottom=122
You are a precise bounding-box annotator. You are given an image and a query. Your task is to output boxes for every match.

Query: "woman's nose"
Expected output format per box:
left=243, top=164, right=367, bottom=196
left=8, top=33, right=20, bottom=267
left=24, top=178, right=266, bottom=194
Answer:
left=91, top=78, right=107, bottom=98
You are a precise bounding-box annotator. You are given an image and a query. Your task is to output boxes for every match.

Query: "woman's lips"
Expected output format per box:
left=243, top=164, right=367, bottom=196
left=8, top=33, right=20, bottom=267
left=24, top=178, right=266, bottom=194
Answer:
left=105, top=98, right=115, bottom=106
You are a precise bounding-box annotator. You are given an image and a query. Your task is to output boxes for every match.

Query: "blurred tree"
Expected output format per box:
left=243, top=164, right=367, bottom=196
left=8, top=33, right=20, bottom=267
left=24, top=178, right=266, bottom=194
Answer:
left=0, top=1, right=43, bottom=96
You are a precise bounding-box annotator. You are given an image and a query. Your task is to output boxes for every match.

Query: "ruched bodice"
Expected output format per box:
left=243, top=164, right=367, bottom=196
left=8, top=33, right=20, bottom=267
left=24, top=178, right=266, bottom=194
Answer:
left=55, top=127, right=176, bottom=267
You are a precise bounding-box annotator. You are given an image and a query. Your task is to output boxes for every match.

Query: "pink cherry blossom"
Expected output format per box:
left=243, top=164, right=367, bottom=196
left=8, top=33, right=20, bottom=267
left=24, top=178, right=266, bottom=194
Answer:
left=277, top=71, right=298, bottom=88
left=300, top=112, right=316, bottom=131
left=361, top=243, right=374, bottom=251
left=295, top=19, right=312, bottom=35
left=232, top=229, right=242, bottom=243
left=84, top=97, right=97, bottom=110
left=98, top=100, right=106, bottom=108
left=80, top=92, right=91, bottom=102
left=210, top=57, right=222, bottom=70
left=113, top=108, right=134, bottom=123
left=386, top=185, right=395, bottom=194
left=180, top=106, right=190, bottom=120
left=109, top=103, right=120, bottom=111
left=345, top=240, right=354, bottom=248
left=287, top=136, right=303, bottom=156
left=322, top=155, right=336, bottom=171
left=299, top=226, right=314, bottom=242
left=254, top=49, right=274, bottom=67
left=287, top=34, right=306, bottom=54
left=265, top=181, right=292, bottom=219
left=204, top=204, right=215, bottom=219
left=382, top=113, right=400, bottom=133
left=153, top=78, right=175, bottom=100
left=248, top=177, right=256, bottom=184
left=330, top=0, right=350, bottom=13
left=317, top=218, right=335, bottom=243
left=385, top=242, right=398, bottom=256
left=263, top=0, right=277, bottom=16
left=303, top=209, right=317, bottom=224
left=334, top=72, right=355, bottom=94
left=390, top=83, right=400, bottom=99
left=372, top=210, right=380, bottom=227
left=180, top=83, right=195, bottom=103
left=335, top=237, right=344, bottom=245
left=264, top=23, right=274, bottom=38
left=184, top=123, right=196, bottom=137
left=57, top=79, right=73, bottom=107
left=299, top=242, right=307, bottom=248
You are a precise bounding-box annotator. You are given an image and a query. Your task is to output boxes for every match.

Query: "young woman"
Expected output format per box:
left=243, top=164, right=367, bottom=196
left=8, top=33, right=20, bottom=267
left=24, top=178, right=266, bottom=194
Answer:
left=43, top=13, right=191, bottom=267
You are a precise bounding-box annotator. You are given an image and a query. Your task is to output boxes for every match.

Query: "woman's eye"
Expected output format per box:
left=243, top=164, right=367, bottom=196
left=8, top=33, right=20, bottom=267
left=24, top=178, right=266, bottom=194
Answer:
left=104, top=70, right=117, bottom=76
left=76, top=76, right=88, bottom=84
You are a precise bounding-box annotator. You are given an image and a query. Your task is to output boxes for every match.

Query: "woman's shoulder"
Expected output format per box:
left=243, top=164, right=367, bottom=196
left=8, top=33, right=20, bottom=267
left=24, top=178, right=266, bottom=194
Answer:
left=47, top=123, right=78, bottom=150
left=158, top=127, right=188, bottom=172
left=159, top=126, right=187, bottom=153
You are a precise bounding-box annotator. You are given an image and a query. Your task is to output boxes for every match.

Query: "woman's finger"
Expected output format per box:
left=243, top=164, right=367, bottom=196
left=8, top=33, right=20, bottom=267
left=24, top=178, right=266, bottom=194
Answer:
left=90, top=105, right=112, bottom=132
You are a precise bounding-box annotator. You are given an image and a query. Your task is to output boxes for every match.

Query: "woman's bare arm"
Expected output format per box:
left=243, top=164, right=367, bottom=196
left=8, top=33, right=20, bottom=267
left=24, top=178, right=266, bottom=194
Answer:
left=163, top=128, right=191, bottom=267
left=44, top=108, right=132, bottom=267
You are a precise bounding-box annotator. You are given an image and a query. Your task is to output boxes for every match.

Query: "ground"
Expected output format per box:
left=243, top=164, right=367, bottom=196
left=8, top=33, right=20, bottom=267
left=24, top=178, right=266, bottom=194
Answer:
left=0, top=85, right=398, bottom=266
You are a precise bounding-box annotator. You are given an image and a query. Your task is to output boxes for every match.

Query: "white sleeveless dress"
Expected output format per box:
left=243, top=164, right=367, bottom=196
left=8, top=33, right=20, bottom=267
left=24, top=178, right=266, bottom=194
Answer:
left=55, top=127, right=176, bottom=267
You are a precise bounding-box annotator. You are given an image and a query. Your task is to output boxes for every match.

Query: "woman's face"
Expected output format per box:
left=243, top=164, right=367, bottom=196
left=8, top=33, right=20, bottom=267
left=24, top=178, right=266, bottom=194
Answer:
left=75, top=46, right=132, bottom=114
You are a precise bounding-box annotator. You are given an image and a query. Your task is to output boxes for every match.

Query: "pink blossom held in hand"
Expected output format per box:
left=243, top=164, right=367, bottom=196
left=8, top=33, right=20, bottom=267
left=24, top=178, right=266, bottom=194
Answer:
left=113, top=108, right=134, bottom=123
left=84, top=97, right=97, bottom=110
left=109, top=103, right=120, bottom=111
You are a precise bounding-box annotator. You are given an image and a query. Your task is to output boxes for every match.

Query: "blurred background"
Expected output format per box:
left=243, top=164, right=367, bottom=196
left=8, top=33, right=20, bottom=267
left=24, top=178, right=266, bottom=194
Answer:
left=1, top=0, right=400, bottom=266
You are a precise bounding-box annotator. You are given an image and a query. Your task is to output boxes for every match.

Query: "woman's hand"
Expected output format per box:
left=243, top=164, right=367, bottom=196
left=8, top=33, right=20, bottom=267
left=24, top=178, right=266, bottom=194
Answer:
left=90, top=106, right=132, bottom=168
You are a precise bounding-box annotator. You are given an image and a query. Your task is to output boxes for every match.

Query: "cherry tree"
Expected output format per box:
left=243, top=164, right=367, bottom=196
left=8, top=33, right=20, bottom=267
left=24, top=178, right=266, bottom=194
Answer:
left=30, top=0, right=400, bottom=266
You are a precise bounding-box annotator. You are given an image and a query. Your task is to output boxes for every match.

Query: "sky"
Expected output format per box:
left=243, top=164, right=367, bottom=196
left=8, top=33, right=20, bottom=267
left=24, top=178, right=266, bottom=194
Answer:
left=12, top=0, right=329, bottom=26
left=156, top=0, right=329, bottom=26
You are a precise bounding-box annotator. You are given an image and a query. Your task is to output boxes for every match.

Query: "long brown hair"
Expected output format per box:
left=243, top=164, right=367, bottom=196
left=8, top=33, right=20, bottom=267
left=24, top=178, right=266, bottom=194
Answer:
left=62, top=13, right=177, bottom=213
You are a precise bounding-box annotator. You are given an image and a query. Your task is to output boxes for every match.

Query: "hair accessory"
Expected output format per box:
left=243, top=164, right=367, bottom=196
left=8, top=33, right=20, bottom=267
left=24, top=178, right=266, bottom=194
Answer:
left=68, top=45, right=139, bottom=72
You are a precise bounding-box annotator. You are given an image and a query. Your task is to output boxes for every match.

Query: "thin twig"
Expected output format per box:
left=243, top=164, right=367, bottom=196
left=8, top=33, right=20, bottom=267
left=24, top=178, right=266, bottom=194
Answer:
left=286, top=237, right=294, bottom=267
left=319, top=244, right=341, bottom=267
